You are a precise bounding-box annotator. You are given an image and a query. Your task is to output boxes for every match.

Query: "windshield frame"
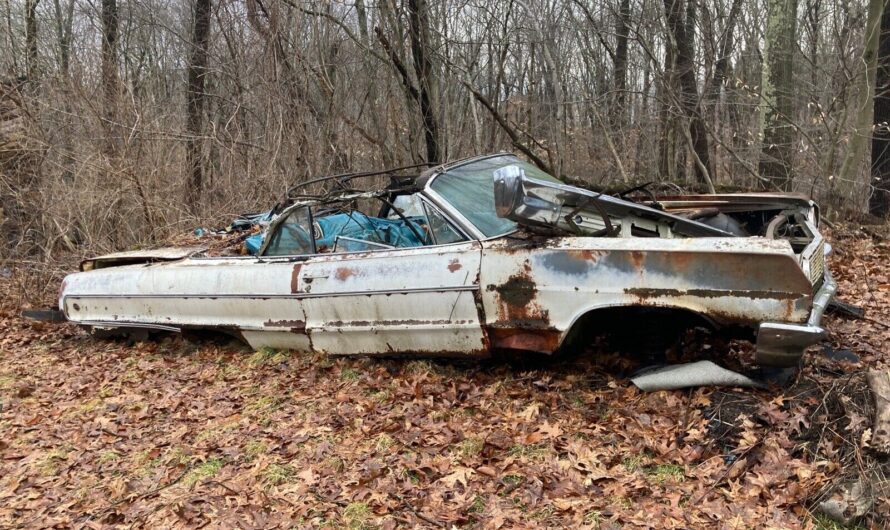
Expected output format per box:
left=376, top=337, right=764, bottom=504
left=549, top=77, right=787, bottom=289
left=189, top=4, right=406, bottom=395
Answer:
left=422, top=153, right=552, bottom=241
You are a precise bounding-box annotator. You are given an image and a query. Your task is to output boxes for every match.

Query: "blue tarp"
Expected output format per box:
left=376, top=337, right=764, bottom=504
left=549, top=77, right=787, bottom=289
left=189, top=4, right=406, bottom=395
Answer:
left=194, top=210, right=275, bottom=255
left=315, top=212, right=426, bottom=251
left=245, top=233, right=264, bottom=255
left=245, top=211, right=426, bottom=255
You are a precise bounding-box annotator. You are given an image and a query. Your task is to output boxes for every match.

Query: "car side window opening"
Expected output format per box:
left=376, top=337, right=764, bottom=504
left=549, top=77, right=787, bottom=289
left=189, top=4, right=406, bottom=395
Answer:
left=262, top=206, right=315, bottom=256
left=422, top=200, right=467, bottom=245
left=261, top=193, right=467, bottom=257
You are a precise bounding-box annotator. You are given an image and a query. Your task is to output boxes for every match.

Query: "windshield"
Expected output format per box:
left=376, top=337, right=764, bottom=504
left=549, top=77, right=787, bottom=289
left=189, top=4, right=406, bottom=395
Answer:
left=429, top=155, right=562, bottom=238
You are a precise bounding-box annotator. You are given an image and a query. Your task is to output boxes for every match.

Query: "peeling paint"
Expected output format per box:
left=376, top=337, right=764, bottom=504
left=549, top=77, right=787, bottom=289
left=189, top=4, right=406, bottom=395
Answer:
left=487, top=327, right=561, bottom=353
left=624, top=287, right=804, bottom=301
left=334, top=267, right=356, bottom=281
left=263, top=319, right=307, bottom=330
left=490, top=273, right=537, bottom=308
left=290, top=264, right=302, bottom=293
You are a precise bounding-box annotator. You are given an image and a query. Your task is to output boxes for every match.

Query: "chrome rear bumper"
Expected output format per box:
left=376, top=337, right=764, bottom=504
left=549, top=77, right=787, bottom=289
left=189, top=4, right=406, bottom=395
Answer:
left=755, top=269, right=837, bottom=367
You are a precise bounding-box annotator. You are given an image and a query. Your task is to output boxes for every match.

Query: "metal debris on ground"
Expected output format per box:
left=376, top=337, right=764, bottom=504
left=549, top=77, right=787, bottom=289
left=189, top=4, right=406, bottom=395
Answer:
left=630, top=361, right=767, bottom=391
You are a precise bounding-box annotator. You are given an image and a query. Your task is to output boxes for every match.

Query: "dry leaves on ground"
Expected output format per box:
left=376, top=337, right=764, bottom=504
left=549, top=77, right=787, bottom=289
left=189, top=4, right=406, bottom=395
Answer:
left=0, top=227, right=888, bottom=529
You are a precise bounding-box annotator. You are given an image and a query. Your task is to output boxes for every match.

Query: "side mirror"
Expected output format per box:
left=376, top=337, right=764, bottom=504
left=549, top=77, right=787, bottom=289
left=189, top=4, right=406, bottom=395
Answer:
left=492, top=165, right=525, bottom=218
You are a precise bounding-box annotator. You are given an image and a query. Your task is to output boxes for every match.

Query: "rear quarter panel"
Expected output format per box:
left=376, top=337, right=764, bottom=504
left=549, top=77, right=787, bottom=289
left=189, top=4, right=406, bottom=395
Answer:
left=479, top=236, right=814, bottom=352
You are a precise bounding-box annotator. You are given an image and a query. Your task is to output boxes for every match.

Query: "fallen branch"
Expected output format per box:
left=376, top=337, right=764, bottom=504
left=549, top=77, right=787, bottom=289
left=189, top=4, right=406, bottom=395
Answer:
left=461, top=81, right=552, bottom=175
left=828, top=299, right=866, bottom=319
left=866, top=371, right=890, bottom=454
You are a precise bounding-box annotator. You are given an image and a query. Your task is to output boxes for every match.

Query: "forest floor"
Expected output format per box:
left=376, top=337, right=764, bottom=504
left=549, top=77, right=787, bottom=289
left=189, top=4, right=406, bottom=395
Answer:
left=1, top=228, right=889, bottom=529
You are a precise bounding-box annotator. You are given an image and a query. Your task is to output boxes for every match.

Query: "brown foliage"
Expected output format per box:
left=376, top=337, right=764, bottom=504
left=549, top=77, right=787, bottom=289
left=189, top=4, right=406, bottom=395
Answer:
left=0, top=231, right=889, bottom=528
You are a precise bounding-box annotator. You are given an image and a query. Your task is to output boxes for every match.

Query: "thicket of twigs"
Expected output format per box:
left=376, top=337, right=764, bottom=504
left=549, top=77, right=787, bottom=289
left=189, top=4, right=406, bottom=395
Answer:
left=2, top=0, right=890, bottom=268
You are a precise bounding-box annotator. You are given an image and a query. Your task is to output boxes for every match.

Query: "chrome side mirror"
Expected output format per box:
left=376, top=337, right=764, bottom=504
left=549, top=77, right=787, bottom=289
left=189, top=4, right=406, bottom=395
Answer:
left=492, top=165, right=525, bottom=218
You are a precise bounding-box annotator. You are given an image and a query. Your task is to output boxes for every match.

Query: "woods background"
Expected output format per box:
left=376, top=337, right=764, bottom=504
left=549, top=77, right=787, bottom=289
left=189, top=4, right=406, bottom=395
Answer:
left=2, top=0, right=890, bottom=261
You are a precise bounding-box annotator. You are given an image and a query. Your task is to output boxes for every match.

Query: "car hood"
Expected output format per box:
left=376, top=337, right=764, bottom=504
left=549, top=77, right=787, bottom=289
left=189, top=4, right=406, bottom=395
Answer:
left=80, top=246, right=208, bottom=271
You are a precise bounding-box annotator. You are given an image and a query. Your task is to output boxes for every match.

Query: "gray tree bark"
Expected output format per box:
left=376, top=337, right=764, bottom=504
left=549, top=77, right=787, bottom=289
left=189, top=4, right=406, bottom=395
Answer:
left=760, top=0, right=799, bottom=190
left=871, top=0, right=890, bottom=216
left=185, top=0, right=211, bottom=208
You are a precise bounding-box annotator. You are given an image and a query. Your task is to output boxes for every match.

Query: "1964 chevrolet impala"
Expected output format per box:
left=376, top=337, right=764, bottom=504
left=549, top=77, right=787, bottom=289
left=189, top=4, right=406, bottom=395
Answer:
left=59, top=154, right=836, bottom=366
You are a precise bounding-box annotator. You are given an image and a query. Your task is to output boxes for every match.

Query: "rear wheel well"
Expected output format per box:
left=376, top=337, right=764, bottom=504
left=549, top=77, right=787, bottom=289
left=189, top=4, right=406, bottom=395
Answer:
left=559, top=305, right=716, bottom=353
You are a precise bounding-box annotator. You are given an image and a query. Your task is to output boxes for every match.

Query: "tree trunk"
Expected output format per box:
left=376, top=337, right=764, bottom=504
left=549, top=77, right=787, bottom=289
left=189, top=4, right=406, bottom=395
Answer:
left=25, top=0, right=38, bottom=80
left=101, top=0, right=119, bottom=156
left=707, top=0, right=742, bottom=102
left=614, top=0, right=630, bottom=125
left=51, top=0, right=74, bottom=78
left=407, top=0, right=440, bottom=163
left=760, top=0, right=799, bottom=190
left=657, top=38, right=681, bottom=181
left=872, top=0, right=890, bottom=216
left=52, top=0, right=75, bottom=181
left=807, top=0, right=821, bottom=95
left=663, top=0, right=714, bottom=188
left=837, top=0, right=882, bottom=198
left=185, top=0, right=211, bottom=209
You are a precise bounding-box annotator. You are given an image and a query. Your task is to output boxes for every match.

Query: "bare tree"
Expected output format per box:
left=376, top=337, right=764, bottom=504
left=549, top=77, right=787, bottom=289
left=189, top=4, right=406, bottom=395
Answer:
left=663, top=0, right=714, bottom=189
left=100, top=0, right=118, bottom=156
left=837, top=0, right=883, bottom=198
left=184, top=0, right=211, bottom=208
left=872, top=0, right=890, bottom=216
left=760, top=0, right=798, bottom=190
left=25, top=0, right=38, bottom=79
left=613, top=0, right=631, bottom=122
left=407, top=0, right=441, bottom=163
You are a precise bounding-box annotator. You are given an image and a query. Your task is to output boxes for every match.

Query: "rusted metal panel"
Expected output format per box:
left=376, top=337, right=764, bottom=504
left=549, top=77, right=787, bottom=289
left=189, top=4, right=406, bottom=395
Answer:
left=487, top=328, right=561, bottom=353
left=297, top=241, right=489, bottom=355
left=80, top=246, right=208, bottom=271
left=479, top=237, right=815, bottom=353
left=61, top=258, right=312, bottom=351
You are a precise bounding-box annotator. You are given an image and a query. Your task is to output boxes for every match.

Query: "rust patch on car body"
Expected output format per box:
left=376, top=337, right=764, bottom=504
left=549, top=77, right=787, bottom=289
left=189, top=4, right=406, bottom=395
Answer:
left=264, top=319, right=307, bottom=330
left=491, top=273, right=537, bottom=308
left=628, top=250, right=645, bottom=270
left=625, top=287, right=804, bottom=301
left=290, top=264, right=302, bottom=293
left=488, top=267, right=552, bottom=335
left=335, top=267, right=356, bottom=281
left=447, top=259, right=462, bottom=272
left=487, top=327, right=561, bottom=353
left=539, top=249, right=605, bottom=277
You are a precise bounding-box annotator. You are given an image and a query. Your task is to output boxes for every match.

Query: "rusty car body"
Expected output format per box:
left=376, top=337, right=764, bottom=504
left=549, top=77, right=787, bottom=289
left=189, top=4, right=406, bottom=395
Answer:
left=59, top=153, right=836, bottom=366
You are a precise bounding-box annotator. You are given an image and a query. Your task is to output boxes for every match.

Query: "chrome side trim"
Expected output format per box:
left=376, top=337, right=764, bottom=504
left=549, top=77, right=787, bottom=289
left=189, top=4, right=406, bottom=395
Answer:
left=80, top=321, right=182, bottom=333
left=62, top=284, right=480, bottom=302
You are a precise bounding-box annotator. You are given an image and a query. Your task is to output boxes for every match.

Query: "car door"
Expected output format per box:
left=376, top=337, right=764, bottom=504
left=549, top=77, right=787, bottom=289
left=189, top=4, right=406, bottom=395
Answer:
left=61, top=255, right=314, bottom=352
left=297, top=238, right=486, bottom=356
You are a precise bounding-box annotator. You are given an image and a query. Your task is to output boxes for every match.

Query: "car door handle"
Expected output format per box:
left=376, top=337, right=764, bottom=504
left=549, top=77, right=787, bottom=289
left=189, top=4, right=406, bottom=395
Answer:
left=303, top=274, right=329, bottom=283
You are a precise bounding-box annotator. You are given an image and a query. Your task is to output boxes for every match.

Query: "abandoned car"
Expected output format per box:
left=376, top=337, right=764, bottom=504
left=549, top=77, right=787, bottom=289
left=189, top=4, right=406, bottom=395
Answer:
left=58, top=153, right=836, bottom=367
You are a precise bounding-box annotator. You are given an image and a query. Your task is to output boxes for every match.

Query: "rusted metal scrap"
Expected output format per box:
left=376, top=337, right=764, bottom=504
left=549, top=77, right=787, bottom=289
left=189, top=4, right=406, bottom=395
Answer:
left=57, top=153, right=836, bottom=367
left=630, top=361, right=766, bottom=391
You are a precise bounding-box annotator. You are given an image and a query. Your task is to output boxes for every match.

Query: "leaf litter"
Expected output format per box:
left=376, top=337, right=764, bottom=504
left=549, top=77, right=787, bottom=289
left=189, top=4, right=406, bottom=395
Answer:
left=0, top=226, right=888, bottom=528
